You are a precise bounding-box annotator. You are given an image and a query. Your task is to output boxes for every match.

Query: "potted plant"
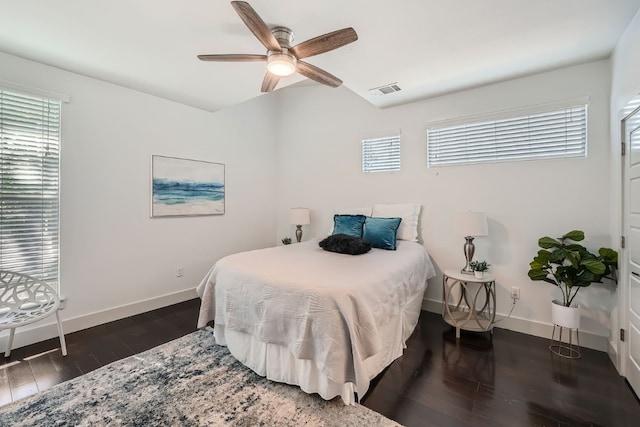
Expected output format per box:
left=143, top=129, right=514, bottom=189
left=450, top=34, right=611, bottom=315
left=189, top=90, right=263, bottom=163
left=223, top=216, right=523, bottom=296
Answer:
left=528, top=230, right=617, bottom=329
left=470, top=260, right=490, bottom=279
left=281, top=237, right=292, bottom=245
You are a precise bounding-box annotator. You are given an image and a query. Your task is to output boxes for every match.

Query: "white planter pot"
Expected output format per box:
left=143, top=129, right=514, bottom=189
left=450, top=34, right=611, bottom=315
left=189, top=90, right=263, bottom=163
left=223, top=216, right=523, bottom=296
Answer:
left=474, top=271, right=484, bottom=279
left=551, top=300, right=580, bottom=329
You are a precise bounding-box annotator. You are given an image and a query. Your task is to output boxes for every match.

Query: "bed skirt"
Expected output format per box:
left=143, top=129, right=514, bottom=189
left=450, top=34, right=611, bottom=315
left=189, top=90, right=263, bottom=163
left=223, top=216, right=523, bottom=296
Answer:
left=211, top=289, right=425, bottom=405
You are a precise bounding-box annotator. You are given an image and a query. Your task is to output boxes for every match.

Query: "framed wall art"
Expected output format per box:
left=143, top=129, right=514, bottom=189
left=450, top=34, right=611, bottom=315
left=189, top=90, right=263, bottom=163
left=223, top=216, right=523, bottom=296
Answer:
left=151, top=155, right=225, bottom=217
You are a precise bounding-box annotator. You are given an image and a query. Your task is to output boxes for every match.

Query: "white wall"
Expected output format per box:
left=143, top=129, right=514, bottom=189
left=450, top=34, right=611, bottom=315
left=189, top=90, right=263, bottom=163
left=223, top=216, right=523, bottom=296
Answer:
left=609, top=8, right=640, bottom=367
left=611, top=9, right=640, bottom=113
left=0, top=51, right=278, bottom=348
left=274, top=60, right=613, bottom=350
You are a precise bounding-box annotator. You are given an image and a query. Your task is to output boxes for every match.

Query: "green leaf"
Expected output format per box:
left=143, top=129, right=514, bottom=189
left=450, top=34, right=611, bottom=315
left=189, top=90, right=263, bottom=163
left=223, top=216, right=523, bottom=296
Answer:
left=564, top=244, right=586, bottom=252
left=599, top=247, right=618, bottom=263
left=548, top=249, right=566, bottom=264
left=528, top=269, right=549, bottom=281
left=577, top=269, right=599, bottom=285
left=555, top=266, right=573, bottom=285
left=535, top=250, right=551, bottom=263
left=580, top=250, right=597, bottom=261
left=539, top=237, right=561, bottom=249
left=582, top=259, right=606, bottom=275
left=562, top=230, right=585, bottom=242
left=565, top=252, right=578, bottom=268
left=529, top=261, right=545, bottom=270
left=533, top=251, right=551, bottom=266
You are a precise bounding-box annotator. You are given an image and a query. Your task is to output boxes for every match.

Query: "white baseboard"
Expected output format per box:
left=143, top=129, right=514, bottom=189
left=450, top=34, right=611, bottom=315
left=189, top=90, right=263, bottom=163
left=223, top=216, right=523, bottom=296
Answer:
left=422, top=297, right=609, bottom=352
left=608, top=339, right=621, bottom=373
left=0, top=288, right=198, bottom=352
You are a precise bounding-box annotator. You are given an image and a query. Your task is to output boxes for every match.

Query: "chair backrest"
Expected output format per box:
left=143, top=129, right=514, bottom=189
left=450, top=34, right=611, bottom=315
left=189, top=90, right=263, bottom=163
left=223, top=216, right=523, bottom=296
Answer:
left=0, top=270, right=60, bottom=328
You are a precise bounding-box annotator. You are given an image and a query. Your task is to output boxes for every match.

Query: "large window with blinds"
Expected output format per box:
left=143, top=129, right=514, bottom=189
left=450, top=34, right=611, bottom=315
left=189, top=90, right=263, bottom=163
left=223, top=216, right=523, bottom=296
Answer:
left=362, top=134, right=401, bottom=173
left=427, top=103, right=588, bottom=167
left=0, top=89, right=61, bottom=289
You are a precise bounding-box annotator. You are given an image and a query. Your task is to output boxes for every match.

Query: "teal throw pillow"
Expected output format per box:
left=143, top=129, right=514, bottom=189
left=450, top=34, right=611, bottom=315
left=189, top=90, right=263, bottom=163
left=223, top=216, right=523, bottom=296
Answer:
left=363, top=217, right=402, bottom=250
left=333, top=214, right=366, bottom=238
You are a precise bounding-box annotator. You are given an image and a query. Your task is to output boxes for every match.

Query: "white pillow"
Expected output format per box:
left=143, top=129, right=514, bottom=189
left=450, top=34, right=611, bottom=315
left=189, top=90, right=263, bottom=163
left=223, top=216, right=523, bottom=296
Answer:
left=328, top=206, right=372, bottom=235
left=371, top=203, right=421, bottom=241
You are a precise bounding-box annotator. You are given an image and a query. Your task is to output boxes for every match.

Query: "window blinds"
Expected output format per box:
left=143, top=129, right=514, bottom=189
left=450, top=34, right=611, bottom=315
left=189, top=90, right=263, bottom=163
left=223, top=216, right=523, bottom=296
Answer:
left=0, top=89, right=61, bottom=288
left=362, top=135, right=401, bottom=172
left=427, top=104, right=587, bottom=167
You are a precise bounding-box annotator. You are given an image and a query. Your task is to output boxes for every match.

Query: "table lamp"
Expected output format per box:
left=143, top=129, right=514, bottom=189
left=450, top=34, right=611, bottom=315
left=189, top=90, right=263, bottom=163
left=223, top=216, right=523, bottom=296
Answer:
left=290, top=208, right=310, bottom=243
left=453, top=211, right=488, bottom=274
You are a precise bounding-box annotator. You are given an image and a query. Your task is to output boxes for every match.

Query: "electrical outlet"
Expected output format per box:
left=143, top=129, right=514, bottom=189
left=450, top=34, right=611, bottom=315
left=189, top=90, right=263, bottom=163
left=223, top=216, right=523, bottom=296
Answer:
left=176, top=267, right=184, bottom=277
left=511, top=287, right=520, bottom=299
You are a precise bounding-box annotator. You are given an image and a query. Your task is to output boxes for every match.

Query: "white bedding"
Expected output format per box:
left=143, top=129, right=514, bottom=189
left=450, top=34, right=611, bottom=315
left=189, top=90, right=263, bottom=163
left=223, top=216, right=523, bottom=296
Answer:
left=196, top=238, right=436, bottom=403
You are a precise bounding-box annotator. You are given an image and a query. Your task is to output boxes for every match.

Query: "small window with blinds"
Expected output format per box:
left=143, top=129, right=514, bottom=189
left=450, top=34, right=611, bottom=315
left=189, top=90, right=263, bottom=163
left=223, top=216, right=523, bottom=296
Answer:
left=427, top=103, right=588, bottom=167
left=362, top=134, right=401, bottom=173
left=0, top=88, right=61, bottom=290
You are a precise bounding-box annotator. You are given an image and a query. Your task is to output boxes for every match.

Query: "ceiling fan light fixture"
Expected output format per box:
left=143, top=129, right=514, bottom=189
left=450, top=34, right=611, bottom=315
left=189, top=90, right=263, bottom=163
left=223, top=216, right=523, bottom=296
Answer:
left=267, top=51, right=297, bottom=77
left=198, top=3, right=358, bottom=91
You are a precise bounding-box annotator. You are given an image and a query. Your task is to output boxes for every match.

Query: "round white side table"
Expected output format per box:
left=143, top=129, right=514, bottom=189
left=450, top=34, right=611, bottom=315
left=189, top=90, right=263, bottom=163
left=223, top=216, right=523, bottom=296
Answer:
left=442, top=269, right=497, bottom=339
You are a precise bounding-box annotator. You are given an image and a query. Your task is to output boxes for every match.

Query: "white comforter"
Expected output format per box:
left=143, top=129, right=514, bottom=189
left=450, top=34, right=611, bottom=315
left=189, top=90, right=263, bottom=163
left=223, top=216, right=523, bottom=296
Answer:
left=196, top=239, right=436, bottom=398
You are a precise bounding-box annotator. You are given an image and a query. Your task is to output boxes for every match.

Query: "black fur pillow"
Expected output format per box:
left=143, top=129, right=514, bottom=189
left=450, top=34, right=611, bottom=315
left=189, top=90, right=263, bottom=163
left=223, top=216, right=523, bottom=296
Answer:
left=319, top=233, right=372, bottom=255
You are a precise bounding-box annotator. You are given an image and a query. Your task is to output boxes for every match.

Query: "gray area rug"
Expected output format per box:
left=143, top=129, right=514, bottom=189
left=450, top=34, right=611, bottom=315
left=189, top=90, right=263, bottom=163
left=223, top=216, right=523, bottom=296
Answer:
left=0, top=327, right=401, bottom=426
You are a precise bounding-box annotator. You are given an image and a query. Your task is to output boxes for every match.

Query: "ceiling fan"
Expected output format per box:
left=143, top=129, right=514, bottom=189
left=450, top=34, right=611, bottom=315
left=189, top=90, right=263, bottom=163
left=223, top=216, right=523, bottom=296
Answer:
left=198, top=1, right=358, bottom=92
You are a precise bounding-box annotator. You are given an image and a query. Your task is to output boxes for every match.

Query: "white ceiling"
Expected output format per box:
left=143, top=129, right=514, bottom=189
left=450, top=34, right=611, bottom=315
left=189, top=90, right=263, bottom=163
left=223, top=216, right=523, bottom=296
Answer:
left=1, top=0, right=639, bottom=112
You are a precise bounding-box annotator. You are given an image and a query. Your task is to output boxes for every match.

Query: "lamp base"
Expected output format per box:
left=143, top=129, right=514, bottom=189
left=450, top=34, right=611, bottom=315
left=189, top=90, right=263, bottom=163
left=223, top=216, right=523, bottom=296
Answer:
left=461, top=236, right=475, bottom=274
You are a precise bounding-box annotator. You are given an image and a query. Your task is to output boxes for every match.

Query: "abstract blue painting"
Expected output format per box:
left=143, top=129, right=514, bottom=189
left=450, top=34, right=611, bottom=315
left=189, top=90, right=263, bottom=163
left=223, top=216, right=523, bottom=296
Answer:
left=151, top=155, right=225, bottom=217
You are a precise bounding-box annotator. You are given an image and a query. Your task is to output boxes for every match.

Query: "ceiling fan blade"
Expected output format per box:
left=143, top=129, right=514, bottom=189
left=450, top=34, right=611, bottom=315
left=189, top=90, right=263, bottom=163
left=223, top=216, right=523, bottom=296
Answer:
left=296, top=61, right=342, bottom=88
left=231, top=1, right=281, bottom=52
left=261, top=72, right=280, bottom=92
left=198, top=54, right=267, bottom=62
left=290, top=27, right=358, bottom=60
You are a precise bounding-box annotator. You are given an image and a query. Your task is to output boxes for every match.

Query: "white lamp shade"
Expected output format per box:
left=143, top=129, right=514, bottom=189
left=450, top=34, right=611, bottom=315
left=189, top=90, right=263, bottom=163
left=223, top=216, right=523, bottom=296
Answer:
left=290, top=208, right=310, bottom=225
left=453, top=211, right=488, bottom=236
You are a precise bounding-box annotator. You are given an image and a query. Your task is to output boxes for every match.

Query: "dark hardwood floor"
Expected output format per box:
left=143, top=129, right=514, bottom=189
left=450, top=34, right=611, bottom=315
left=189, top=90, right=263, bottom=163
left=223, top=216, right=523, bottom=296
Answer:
left=362, top=312, right=640, bottom=426
left=0, top=298, right=201, bottom=407
left=1, top=299, right=638, bottom=426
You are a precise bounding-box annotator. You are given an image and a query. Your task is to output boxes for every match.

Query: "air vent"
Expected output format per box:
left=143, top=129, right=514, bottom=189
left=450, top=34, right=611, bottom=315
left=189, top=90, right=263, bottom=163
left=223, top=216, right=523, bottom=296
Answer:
left=369, top=83, right=402, bottom=96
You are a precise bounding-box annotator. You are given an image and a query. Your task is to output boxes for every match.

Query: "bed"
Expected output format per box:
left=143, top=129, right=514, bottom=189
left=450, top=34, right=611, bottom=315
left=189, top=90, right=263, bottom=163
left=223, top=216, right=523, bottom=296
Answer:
left=196, top=234, right=436, bottom=404
left=196, top=202, right=435, bottom=404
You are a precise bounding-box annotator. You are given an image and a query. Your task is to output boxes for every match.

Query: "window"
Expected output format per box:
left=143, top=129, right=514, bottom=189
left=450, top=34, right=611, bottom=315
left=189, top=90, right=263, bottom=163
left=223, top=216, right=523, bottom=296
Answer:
left=427, top=102, right=588, bottom=167
left=0, top=89, right=61, bottom=289
left=362, top=134, right=401, bottom=172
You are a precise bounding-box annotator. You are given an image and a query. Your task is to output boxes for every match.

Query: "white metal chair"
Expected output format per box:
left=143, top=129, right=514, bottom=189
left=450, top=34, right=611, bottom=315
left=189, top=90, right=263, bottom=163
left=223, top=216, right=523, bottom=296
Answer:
left=0, top=270, right=67, bottom=357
